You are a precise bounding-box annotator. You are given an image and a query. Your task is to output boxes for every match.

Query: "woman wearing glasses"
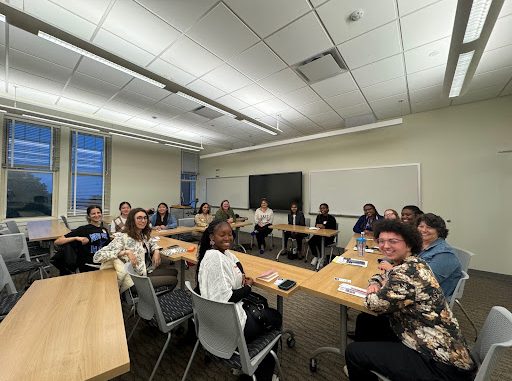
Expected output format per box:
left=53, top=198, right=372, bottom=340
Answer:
left=345, top=220, right=475, bottom=381
left=94, top=208, right=178, bottom=293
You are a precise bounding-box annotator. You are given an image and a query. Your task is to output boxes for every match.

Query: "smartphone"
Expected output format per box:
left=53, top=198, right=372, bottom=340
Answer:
left=278, top=279, right=296, bottom=290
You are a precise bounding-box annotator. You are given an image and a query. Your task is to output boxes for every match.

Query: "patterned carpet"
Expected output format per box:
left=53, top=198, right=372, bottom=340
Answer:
left=113, top=237, right=512, bottom=381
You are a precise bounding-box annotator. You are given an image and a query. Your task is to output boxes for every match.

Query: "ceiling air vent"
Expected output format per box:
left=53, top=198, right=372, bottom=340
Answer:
left=192, top=106, right=224, bottom=119
left=294, top=48, right=347, bottom=84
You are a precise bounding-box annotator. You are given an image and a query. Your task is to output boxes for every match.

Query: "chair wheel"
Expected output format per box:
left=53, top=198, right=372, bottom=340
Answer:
left=286, top=336, right=295, bottom=348
left=309, top=358, right=317, bottom=372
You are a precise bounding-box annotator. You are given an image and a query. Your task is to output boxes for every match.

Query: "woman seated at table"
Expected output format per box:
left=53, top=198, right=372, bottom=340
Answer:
left=94, top=208, right=178, bottom=293
left=383, top=208, right=399, bottom=220
left=214, top=199, right=236, bottom=223
left=253, top=198, right=274, bottom=255
left=283, top=201, right=306, bottom=260
left=416, top=213, right=462, bottom=298
left=345, top=220, right=475, bottom=381
left=308, top=203, right=336, bottom=267
left=149, top=202, right=177, bottom=231
left=353, top=203, right=383, bottom=234
left=401, top=205, right=423, bottom=224
left=54, top=205, right=110, bottom=273
left=110, top=201, right=131, bottom=233
left=197, top=219, right=282, bottom=381
left=194, top=202, right=214, bottom=228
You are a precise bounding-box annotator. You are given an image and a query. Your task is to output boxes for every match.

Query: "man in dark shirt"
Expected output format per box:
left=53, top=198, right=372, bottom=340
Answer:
left=308, top=203, right=337, bottom=267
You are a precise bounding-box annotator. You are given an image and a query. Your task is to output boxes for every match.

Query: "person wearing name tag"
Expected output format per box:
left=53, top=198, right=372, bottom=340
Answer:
left=110, top=201, right=131, bottom=233
left=308, top=203, right=336, bottom=268
left=353, top=203, right=383, bottom=234
left=150, top=202, right=177, bottom=231
left=284, top=202, right=306, bottom=260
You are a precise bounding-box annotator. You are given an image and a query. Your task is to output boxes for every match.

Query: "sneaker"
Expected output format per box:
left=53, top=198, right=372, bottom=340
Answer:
left=310, top=257, right=318, bottom=266
left=343, top=365, right=349, bottom=378
left=318, top=257, right=325, bottom=268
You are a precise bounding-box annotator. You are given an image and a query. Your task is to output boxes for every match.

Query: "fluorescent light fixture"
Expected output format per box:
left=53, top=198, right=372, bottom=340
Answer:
left=164, top=143, right=200, bottom=152
left=161, top=139, right=203, bottom=150
left=0, top=109, right=7, bottom=113
left=0, top=14, right=6, bottom=23
left=176, top=91, right=236, bottom=118
left=241, top=120, right=278, bottom=136
left=110, top=132, right=159, bottom=144
left=449, top=51, right=474, bottom=97
left=463, top=0, right=493, bottom=43
left=38, top=31, right=166, bottom=89
left=22, top=114, right=100, bottom=131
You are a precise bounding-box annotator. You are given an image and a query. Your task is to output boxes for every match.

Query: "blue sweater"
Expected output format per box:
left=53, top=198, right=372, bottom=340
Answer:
left=352, top=214, right=383, bottom=233
left=419, top=238, right=462, bottom=298
left=150, top=212, right=177, bottom=229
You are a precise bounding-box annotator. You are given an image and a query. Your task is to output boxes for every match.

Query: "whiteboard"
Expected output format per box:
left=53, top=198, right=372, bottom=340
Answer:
left=309, top=164, right=421, bottom=216
left=206, top=176, right=249, bottom=209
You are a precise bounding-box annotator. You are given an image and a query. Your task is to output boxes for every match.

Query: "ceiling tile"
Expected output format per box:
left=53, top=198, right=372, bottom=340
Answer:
left=344, top=113, right=377, bottom=127
left=369, top=94, right=410, bottom=119
left=202, top=64, right=252, bottom=93
left=325, top=89, right=366, bottom=109
left=501, top=81, right=512, bottom=95
left=10, top=26, right=81, bottom=69
left=258, top=68, right=306, bottom=95
left=407, top=64, right=446, bottom=91
left=469, top=67, right=512, bottom=91
left=124, top=116, right=160, bottom=130
left=499, top=0, right=512, bottom=17
left=102, top=0, right=181, bottom=56
left=69, top=72, right=121, bottom=98
left=76, top=56, right=133, bottom=87
left=351, top=54, right=404, bottom=88
left=9, top=68, right=65, bottom=94
left=410, top=97, right=450, bottom=113
left=146, top=59, right=195, bottom=86
left=476, top=44, right=512, bottom=74
left=160, top=36, right=223, bottom=77
left=265, top=13, right=333, bottom=65
left=409, top=84, right=445, bottom=104
left=338, top=21, right=401, bottom=69
left=311, top=0, right=329, bottom=7
left=396, top=0, right=440, bottom=16
left=62, top=86, right=110, bottom=106
left=15, top=85, right=59, bottom=105
left=239, top=105, right=267, bottom=119
left=311, top=72, right=358, bottom=98
left=137, top=0, right=217, bottom=32
left=280, top=86, right=321, bottom=107
left=361, top=76, right=407, bottom=101
left=404, top=37, right=450, bottom=74
left=253, top=97, right=290, bottom=115
left=147, top=102, right=186, bottom=119
left=317, top=0, right=396, bottom=45
left=57, top=97, right=100, bottom=114
left=24, top=0, right=96, bottom=40
left=172, top=112, right=210, bottom=126
left=187, top=79, right=226, bottom=99
left=50, top=0, right=111, bottom=24
left=9, top=49, right=72, bottom=83
left=400, top=0, right=457, bottom=51
left=294, top=100, right=332, bottom=116
left=95, top=107, right=134, bottom=122
left=308, top=109, right=344, bottom=125
left=187, top=3, right=259, bottom=60
left=229, top=42, right=286, bottom=81
left=231, top=83, right=274, bottom=104
left=111, top=89, right=157, bottom=109
left=160, top=93, right=202, bottom=111
left=333, top=102, right=372, bottom=118
left=93, top=28, right=154, bottom=67
left=103, top=101, right=145, bottom=116
left=224, top=0, right=311, bottom=38
left=485, top=14, right=512, bottom=51
left=123, top=78, right=171, bottom=101
left=452, top=85, right=503, bottom=105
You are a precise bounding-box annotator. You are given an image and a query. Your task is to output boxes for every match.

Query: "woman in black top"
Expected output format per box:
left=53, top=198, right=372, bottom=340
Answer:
left=54, top=205, right=110, bottom=272
left=284, top=202, right=306, bottom=259
left=308, top=203, right=336, bottom=267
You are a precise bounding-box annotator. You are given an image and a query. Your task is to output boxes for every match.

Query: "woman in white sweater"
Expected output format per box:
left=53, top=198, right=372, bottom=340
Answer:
left=253, top=198, right=274, bottom=255
left=197, top=219, right=281, bottom=381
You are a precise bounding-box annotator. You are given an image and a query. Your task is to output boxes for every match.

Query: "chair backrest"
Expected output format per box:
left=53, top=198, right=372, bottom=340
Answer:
left=0, top=255, right=17, bottom=294
left=448, top=270, right=469, bottom=309
left=473, top=306, right=512, bottom=381
left=304, top=218, right=310, bottom=227
left=127, top=267, right=168, bottom=331
left=0, top=233, right=30, bottom=262
left=185, top=281, right=249, bottom=363
left=60, top=215, right=71, bottom=229
left=452, top=246, right=475, bottom=273
left=178, top=218, right=195, bottom=228
left=5, top=221, right=20, bottom=234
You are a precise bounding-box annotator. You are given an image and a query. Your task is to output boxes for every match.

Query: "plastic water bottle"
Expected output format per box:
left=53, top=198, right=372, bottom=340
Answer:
left=356, top=232, right=366, bottom=257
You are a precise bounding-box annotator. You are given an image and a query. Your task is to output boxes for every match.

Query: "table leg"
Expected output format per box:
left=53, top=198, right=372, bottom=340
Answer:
left=233, top=227, right=247, bottom=253
left=275, top=231, right=286, bottom=261
left=180, top=260, right=186, bottom=290
left=317, top=236, right=325, bottom=271
left=276, top=295, right=296, bottom=348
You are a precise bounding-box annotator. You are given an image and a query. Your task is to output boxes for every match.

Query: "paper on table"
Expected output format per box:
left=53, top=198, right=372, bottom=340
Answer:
left=308, top=227, right=320, bottom=230
left=352, top=246, right=376, bottom=253
left=338, top=283, right=367, bottom=298
left=257, top=269, right=279, bottom=282
left=333, top=256, right=368, bottom=268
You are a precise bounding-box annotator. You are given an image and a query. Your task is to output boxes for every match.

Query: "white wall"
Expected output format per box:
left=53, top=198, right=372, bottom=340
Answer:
left=199, top=96, right=512, bottom=275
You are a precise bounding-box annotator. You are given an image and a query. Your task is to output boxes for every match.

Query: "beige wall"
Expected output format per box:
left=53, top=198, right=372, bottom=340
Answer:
left=200, top=96, right=512, bottom=275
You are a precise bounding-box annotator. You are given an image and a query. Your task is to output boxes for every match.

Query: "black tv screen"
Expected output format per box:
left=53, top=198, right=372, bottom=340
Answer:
left=249, top=172, right=302, bottom=211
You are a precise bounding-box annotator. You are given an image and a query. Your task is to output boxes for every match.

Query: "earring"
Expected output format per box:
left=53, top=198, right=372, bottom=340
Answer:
left=210, top=240, right=215, bottom=247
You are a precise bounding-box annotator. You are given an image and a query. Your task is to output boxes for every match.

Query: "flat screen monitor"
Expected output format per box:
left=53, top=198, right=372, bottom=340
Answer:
left=249, top=172, right=302, bottom=211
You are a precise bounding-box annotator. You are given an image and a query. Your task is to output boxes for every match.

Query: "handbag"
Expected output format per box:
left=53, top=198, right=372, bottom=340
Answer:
left=242, top=291, right=272, bottom=330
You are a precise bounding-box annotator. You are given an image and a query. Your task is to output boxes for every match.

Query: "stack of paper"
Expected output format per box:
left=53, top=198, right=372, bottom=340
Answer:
left=257, top=269, right=279, bottom=282
left=338, top=283, right=367, bottom=298
left=333, top=256, right=368, bottom=267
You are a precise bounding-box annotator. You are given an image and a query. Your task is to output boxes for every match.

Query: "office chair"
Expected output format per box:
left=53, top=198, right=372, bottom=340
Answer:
left=0, top=255, right=24, bottom=321
left=60, top=215, right=71, bottom=229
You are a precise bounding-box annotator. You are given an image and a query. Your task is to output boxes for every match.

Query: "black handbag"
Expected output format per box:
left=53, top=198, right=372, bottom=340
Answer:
left=242, top=291, right=272, bottom=330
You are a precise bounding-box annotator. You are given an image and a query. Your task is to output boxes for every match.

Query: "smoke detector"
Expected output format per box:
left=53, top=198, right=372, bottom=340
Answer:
left=350, top=9, right=364, bottom=21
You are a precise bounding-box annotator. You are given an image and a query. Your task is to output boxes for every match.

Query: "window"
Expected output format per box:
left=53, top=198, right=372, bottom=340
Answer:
left=181, top=151, right=198, bottom=207
left=2, top=118, right=58, bottom=218
left=68, top=131, right=111, bottom=216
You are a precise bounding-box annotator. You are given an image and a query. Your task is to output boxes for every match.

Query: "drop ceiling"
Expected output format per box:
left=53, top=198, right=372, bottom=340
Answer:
left=0, top=0, right=510, bottom=154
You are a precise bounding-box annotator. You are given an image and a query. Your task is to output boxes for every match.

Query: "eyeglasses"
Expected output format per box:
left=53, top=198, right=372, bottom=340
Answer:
left=376, top=238, right=404, bottom=245
left=136, top=216, right=148, bottom=221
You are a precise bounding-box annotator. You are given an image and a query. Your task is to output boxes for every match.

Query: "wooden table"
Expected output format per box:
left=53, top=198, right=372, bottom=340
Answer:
left=26, top=220, right=70, bottom=242
left=271, top=224, right=338, bottom=270
left=151, top=226, right=198, bottom=237
left=300, top=238, right=383, bottom=370
left=0, top=270, right=130, bottom=380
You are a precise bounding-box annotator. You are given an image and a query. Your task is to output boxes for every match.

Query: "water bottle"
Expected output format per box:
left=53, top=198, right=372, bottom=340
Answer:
left=356, top=232, right=366, bottom=257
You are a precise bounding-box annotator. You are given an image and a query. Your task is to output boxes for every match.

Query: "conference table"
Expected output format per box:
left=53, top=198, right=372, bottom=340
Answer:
left=300, top=233, right=382, bottom=371
left=271, top=224, right=338, bottom=270
left=0, top=269, right=130, bottom=380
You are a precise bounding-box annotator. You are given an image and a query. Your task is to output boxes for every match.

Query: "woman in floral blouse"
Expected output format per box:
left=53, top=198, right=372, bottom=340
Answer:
left=345, top=220, right=476, bottom=381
